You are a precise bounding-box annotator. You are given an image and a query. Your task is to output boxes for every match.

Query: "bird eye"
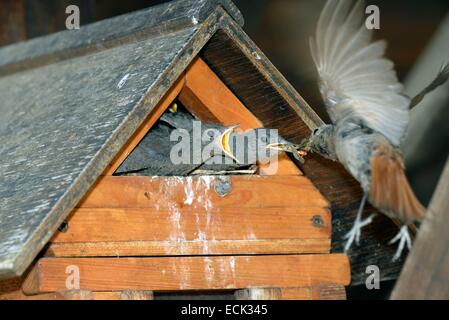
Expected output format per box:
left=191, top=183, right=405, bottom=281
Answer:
left=205, top=130, right=215, bottom=141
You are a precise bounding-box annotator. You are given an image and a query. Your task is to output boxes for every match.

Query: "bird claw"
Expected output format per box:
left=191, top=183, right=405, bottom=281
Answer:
left=343, top=214, right=376, bottom=253
left=389, top=225, right=412, bottom=262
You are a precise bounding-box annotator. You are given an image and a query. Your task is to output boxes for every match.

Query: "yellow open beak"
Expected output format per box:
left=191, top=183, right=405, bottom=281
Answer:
left=220, top=125, right=240, bottom=163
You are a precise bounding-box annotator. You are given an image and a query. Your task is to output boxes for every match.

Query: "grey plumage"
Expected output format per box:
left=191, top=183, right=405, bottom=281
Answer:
left=273, top=0, right=449, bottom=260
left=116, top=104, right=285, bottom=176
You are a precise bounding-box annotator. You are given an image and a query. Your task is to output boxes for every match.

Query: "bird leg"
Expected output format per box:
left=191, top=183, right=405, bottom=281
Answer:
left=389, top=225, right=412, bottom=262
left=343, top=193, right=376, bottom=253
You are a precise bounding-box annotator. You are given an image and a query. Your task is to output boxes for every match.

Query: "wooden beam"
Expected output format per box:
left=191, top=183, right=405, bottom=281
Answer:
left=22, top=255, right=350, bottom=294
left=180, top=57, right=301, bottom=175
left=47, top=205, right=330, bottom=257
left=391, top=158, right=449, bottom=299
left=0, top=0, right=26, bottom=46
left=1, top=290, right=153, bottom=300
left=235, top=285, right=346, bottom=300
left=281, top=285, right=346, bottom=300
left=104, top=75, right=185, bottom=175
left=77, top=175, right=327, bottom=209
left=180, top=57, right=263, bottom=130
left=53, top=207, right=330, bottom=243
left=235, top=288, right=281, bottom=300
left=46, top=239, right=330, bottom=258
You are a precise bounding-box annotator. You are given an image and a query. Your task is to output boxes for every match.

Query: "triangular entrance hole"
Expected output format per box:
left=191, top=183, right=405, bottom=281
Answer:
left=104, top=57, right=300, bottom=177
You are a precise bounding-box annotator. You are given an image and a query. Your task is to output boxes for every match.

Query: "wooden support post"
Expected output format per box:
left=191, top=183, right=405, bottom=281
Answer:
left=391, top=158, right=449, bottom=299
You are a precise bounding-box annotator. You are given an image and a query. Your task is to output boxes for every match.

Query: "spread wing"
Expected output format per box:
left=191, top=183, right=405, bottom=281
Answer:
left=310, top=0, right=410, bottom=146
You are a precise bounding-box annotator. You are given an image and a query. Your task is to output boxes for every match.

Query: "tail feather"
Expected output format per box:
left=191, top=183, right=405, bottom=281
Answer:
left=370, top=144, right=426, bottom=224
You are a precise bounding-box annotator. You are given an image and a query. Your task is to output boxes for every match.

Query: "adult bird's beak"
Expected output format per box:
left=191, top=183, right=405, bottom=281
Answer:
left=219, top=124, right=240, bottom=163
left=266, top=138, right=310, bottom=164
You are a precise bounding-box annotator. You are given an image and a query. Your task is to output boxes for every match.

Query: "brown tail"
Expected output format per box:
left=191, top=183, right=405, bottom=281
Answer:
left=370, top=143, right=426, bottom=225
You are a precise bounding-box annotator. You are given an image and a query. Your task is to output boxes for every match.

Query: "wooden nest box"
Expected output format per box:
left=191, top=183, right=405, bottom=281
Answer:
left=0, top=0, right=350, bottom=300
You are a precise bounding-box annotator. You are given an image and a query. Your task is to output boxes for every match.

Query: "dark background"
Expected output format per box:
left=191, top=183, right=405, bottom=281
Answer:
left=1, top=0, right=448, bottom=299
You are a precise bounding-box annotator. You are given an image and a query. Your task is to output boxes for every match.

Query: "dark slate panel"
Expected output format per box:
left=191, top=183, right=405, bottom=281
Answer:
left=0, top=0, right=243, bottom=76
left=0, top=24, right=207, bottom=278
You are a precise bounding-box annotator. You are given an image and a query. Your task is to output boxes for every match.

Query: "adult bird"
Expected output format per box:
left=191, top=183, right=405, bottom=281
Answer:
left=270, top=0, right=449, bottom=260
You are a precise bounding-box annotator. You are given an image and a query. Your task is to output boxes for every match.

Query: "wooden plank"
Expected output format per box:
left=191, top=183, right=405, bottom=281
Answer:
left=52, top=207, right=330, bottom=243
left=391, top=158, right=449, bottom=299
left=104, top=76, right=185, bottom=175
left=22, top=255, right=350, bottom=294
left=47, top=206, right=330, bottom=258
left=0, top=0, right=243, bottom=75
left=1, top=290, right=154, bottom=300
left=180, top=57, right=301, bottom=176
left=235, top=288, right=281, bottom=300
left=281, top=285, right=346, bottom=300
left=181, top=57, right=263, bottom=129
left=0, top=277, right=26, bottom=300
left=235, top=285, right=346, bottom=300
left=0, top=0, right=26, bottom=46
left=77, top=175, right=327, bottom=209
left=46, top=239, right=330, bottom=257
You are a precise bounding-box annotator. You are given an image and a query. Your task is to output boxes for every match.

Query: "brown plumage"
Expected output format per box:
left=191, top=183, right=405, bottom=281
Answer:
left=370, top=143, right=426, bottom=225
left=270, top=0, right=447, bottom=260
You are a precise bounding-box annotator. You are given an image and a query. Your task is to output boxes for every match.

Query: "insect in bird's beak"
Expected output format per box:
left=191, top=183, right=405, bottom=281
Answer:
left=219, top=124, right=240, bottom=163
left=266, top=139, right=310, bottom=164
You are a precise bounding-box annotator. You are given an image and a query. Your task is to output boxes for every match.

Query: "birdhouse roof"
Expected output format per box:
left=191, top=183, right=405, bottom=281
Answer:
left=0, top=0, right=321, bottom=279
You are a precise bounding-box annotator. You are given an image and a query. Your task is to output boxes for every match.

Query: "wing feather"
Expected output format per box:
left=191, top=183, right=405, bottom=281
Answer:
left=311, top=0, right=410, bottom=146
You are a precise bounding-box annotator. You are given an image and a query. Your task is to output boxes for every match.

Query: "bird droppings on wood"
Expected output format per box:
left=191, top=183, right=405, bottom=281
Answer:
left=117, top=73, right=130, bottom=89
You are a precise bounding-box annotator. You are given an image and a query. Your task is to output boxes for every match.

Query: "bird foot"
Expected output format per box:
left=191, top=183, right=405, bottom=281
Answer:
left=343, top=214, right=376, bottom=253
left=389, top=225, right=412, bottom=262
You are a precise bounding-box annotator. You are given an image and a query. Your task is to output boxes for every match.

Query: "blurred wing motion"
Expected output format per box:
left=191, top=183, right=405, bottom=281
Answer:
left=310, top=0, right=410, bottom=146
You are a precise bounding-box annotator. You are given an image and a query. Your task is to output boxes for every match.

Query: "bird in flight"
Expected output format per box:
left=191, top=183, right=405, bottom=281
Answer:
left=269, top=0, right=449, bottom=260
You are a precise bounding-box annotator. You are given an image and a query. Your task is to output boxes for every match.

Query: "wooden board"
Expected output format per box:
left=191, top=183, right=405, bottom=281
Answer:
left=391, top=159, right=449, bottom=299
left=47, top=207, right=330, bottom=257
left=77, top=175, right=326, bottom=208
left=22, top=255, right=350, bottom=294
left=0, top=0, right=26, bottom=47
left=235, top=285, right=346, bottom=300
left=46, top=239, right=330, bottom=258
left=48, top=175, right=330, bottom=256
left=0, top=289, right=153, bottom=300
left=52, top=207, right=330, bottom=243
